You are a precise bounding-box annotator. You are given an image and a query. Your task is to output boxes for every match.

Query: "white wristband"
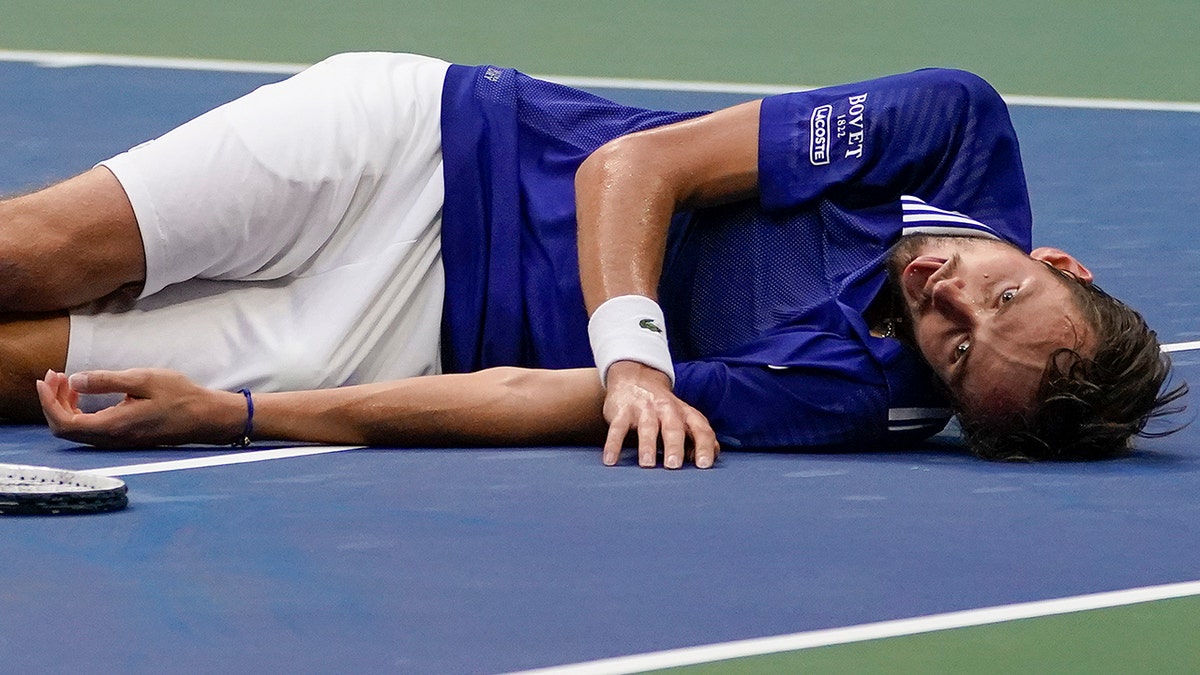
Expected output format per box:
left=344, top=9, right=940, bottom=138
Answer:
left=587, top=295, right=676, bottom=388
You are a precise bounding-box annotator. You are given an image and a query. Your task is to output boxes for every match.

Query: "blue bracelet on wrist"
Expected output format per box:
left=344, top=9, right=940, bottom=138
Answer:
left=233, top=388, right=254, bottom=447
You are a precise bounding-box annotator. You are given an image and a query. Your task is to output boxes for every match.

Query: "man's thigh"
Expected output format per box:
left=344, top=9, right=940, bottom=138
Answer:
left=0, top=167, right=144, bottom=312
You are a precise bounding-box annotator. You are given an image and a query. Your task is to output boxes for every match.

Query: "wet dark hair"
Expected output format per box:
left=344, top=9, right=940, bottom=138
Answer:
left=960, top=268, right=1188, bottom=461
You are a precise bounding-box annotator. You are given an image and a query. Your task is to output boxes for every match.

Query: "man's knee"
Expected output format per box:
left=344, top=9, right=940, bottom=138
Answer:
left=0, top=202, right=67, bottom=309
left=0, top=168, right=146, bottom=311
left=0, top=312, right=68, bottom=422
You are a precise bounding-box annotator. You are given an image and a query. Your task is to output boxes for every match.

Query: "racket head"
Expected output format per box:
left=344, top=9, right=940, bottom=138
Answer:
left=0, top=463, right=128, bottom=515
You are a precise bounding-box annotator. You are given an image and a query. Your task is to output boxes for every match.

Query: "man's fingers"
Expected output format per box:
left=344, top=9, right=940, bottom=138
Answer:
left=35, top=379, right=65, bottom=426
left=38, top=372, right=80, bottom=421
left=37, top=377, right=121, bottom=444
left=600, top=368, right=719, bottom=469
left=689, top=406, right=720, bottom=469
left=601, top=401, right=721, bottom=469
left=602, top=411, right=630, bottom=466
left=38, top=371, right=63, bottom=409
left=636, top=411, right=660, bottom=467
left=660, top=418, right=687, bottom=469
left=688, top=415, right=719, bottom=469
left=68, top=369, right=149, bottom=397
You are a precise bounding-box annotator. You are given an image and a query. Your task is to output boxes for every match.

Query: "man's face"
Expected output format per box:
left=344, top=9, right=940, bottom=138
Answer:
left=890, top=236, right=1094, bottom=418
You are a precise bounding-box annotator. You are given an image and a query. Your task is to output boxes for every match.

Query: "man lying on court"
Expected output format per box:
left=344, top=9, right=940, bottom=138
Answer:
left=1, top=53, right=1182, bottom=467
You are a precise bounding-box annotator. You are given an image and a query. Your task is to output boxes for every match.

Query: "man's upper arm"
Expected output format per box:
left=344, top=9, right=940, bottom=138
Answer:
left=573, top=99, right=764, bottom=313
left=580, top=99, right=763, bottom=211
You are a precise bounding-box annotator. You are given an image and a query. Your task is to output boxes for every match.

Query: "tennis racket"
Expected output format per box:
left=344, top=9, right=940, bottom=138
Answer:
left=0, top=463, right=128, bottom=515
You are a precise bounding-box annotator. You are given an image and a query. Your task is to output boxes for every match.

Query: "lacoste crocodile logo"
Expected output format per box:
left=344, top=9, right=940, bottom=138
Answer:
left=639, top=319, right=663, bottom=334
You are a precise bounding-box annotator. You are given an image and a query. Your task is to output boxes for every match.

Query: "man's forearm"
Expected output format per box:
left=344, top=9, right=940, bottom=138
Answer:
left=250, top=367, right=609, bottom=447
left=568, top=102, right=758, bottom=469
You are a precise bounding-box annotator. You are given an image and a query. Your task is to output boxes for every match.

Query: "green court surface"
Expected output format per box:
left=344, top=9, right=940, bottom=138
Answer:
left=648, top=595, right=1200, bottom=674
left=2, top=1, right=1198, bottom=102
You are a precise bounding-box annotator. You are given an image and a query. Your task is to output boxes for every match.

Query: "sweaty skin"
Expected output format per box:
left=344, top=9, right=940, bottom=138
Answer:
left=891, top=236, right=1094, bottom=417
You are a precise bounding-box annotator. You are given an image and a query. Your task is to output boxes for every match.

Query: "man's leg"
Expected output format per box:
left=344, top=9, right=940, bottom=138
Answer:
left=0, top=312, right=67, bottom=420
left=0, top=167, right=145, bottom=312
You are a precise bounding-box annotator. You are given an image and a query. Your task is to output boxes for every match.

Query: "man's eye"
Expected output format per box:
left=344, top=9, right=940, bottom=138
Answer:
left=1000, top=289, right=1017, bottom=303
left=956, top=340, right=970, bottom=358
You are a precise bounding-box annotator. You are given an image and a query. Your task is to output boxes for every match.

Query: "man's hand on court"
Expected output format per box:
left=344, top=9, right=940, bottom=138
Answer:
left=601, top=360, right=719, bottom=469
left=37, top=369, right=244, bottom=447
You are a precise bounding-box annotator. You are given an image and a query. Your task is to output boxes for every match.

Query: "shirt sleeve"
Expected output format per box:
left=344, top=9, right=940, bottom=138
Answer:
left=674, top=358, right=892, bottom=449
left=758, top=68, right=1031, bottom=250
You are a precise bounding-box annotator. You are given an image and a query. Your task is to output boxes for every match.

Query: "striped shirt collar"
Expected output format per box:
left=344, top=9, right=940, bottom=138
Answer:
left=900, top=195, right=1001, bottom=240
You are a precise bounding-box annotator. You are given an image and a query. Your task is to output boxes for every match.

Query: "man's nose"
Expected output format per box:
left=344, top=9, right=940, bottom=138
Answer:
left=930, top=279, right=978, bottom=324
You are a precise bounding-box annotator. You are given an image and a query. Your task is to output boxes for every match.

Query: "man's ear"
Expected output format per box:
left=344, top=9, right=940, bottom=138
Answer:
left=1031, top=247, right=1093, bottom=285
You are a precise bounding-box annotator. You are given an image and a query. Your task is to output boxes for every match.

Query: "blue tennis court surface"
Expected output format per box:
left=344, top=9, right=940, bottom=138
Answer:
left=2, top=57, right=1199, bottom=673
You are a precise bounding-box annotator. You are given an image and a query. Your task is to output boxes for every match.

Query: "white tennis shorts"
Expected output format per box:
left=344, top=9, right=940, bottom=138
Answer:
left=69, top=53, right=452, bottom=403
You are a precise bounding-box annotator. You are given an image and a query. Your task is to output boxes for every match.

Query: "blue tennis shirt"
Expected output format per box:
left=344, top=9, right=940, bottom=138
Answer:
left=439, top=66, right=1032, bottom=449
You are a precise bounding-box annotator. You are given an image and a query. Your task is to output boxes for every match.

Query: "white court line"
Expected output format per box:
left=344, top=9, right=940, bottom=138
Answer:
left=1162, top=341, right=1200, bottom=354
left=0, top=49, right=305, bottom=74
left=508, top=579, right=1200, bottom=674
left=1, top=49, right=1198, bottom=112
left=80, top=445, right=364, bottom=477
